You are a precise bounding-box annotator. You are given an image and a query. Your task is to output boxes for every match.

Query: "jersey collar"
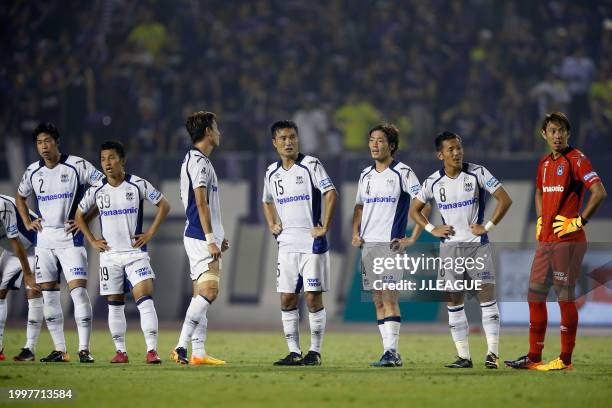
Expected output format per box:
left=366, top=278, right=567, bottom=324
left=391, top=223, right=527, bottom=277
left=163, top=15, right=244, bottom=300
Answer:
left=549, top=145, right=574, bottom=161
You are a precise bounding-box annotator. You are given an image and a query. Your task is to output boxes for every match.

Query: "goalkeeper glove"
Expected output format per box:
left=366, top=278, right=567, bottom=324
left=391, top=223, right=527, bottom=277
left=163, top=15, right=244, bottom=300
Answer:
left=536, top=216, right=542, bottom=240
left=552, top=215, right=587, bottom=237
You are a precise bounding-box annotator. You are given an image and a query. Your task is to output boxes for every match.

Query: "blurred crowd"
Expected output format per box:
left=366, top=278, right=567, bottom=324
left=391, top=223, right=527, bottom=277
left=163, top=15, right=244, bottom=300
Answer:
left=2, top=0, right=611, bottom=161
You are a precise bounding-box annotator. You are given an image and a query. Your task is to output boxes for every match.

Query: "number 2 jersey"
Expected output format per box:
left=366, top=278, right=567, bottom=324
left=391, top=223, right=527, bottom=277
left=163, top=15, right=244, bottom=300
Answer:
left=536, top=146, right=601, bottom=242
left=263, top=153, right=335, bottom=254
left=355, top=160, right=421, bottom=243
left=18, top=154, right=103, bottom=248
left=0, top=194, right=37, bottom=253
left=416, top=163, right=501, bottom=243
left=78, top=174, right=164, bottom=253
left=180, top=148, right=224, bottom=244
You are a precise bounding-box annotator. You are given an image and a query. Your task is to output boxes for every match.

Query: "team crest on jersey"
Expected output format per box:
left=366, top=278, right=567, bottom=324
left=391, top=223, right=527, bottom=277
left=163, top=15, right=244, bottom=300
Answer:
left=557, top=164, right=564, bottom=176
left=60, top=173, right=70, bottom=183
left=125, top=191, right=135, bottom=201
left=464, top=180, right=474, bottom=192
left=296, top=175, right=304, bottom=185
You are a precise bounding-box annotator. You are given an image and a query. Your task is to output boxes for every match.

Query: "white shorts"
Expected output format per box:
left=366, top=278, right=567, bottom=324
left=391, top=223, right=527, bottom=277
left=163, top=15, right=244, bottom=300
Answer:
left=35, top=246, right=88, bottom=284
left=277, top=251, right=330, bottom=293
left=184, top=236, right=222, bottom=281
left=0, top=250, right=36, bottom=290
left=99, top=251, right=155, bottom=296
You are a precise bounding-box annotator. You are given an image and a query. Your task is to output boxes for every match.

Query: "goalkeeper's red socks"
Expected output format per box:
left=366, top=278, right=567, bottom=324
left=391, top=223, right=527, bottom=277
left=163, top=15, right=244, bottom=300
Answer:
left=528, top=301, right=547, bottom=363
left=559, top=301, right=578, bottom=365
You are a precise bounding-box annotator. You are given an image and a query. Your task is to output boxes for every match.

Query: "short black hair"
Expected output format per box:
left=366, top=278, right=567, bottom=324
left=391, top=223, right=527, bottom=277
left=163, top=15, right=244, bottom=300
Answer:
left=541, top=111, right=571, bottom=133
left=435, top=131, right=461, bottom=151
left=32, top=122, right=60, bottom=141
left=270, top=120, right=298, bottom=138
left=100, top=140, right=126, bottom=159
left=369, top=123, right=399, bottom=155
left=186, top=111, right=217, bottom=143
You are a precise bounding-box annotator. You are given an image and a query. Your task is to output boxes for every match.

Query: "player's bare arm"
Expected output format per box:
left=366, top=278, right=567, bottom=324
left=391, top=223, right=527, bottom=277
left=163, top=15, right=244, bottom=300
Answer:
left=409, top=198, right=455, bottom=238
left=394, top=201, right=432, bottom=251
left=311, top=189, right=338, bottom=239
left=351, top=204, right=364, bottom=247
left=470, top=187, right=513, bottom=236
left=132, top=197, right=170, bottom=248
left=15, top=194, right=42, bottom=232
left=263, top=202, right=282, bottom=235
left=8, top=236, right=39, bottom=290
left=581, top=182, right=607, bottom=221
left=194, top=186, right=221, bottom=260
left=75, top=208, right=110, bottom=252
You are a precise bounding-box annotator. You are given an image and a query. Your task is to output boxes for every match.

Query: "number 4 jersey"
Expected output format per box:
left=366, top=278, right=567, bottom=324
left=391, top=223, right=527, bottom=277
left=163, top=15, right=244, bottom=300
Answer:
left=263, top=153, right=336, bottom=254
left=18, top=154, right=103, bottom=248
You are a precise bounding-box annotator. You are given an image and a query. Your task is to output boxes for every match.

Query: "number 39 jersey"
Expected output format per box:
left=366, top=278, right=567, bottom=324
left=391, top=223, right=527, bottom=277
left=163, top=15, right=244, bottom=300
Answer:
left=78, top=174, right=163, bottom=253
left=18, top=154, right=103, bottom=249
left=356, top=160, right=421, bottom=242
left=416, top=163, right=501, bottom=243
left=262, top=153, right=335, bottom=254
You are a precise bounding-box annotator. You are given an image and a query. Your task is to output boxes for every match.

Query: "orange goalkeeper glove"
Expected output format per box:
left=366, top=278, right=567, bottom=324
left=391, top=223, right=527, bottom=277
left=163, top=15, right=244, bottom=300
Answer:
left=552, top=215, right=587, bottom=237
left=536, top=216, right=542, bottom=240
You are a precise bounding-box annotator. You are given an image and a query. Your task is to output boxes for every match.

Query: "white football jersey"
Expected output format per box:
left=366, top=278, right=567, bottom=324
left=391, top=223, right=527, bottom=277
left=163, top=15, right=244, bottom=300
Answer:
left=17, top=154, right=103, bottom=248
left=180, top=149, right=224, bottom=244
left=416, top=162, right=502, bottom=243
left=262, top=153, right=336, bottom=254
left=78, top=174, right=163, bottom=253
left=0, top=194, right=37, bottom=253
left=356, top=160, right=421, bottom=242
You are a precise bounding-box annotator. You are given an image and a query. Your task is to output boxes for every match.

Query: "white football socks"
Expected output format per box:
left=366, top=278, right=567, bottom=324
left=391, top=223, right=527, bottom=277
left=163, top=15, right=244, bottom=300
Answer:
left=136, top=296, right=158, bottom=352
left=308, top=308, right=326, bottom=353
left=281, top=308, right=300, bottom=354
left=177, top=295, right=210, bottom=350
left=70, top=287, right=92, bottom=351
left=448, top=304, right=470, bottom=360
left=42, top=290, right=66, bottom=352
left=0, top=298, right=6, bottom=350
left=480, top=300, right=500, bottom=356
left=108, top=302, right=127, bottom=353
left=25, top=297, right=43, bottom=352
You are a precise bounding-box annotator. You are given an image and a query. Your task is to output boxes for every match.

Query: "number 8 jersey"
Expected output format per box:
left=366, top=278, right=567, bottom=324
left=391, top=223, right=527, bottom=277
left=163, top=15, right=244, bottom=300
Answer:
left=263, top=153, right=336, bottom=254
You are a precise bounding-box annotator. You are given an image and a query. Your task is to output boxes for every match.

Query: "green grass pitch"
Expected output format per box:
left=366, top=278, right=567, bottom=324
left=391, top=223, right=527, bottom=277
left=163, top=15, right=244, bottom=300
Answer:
left=1, top=329, right=611, bottom=407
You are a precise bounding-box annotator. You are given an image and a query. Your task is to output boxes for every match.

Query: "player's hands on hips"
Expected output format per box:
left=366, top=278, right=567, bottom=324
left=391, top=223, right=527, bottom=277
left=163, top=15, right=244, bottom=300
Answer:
left=208, top=243, right=221, bottom=260
left=27, top=218, right=43, bottom=232
left=92, top=239, right=111, bottom=252
left=536, top=216, right=542, bottom=240
left=553, top=215, right=586, bottom=237
left=351, top=234, right=364, bottom=248
left=391, top=236, right=416, bottom=252
left=221, top=238, right=230, bottom=252
left=269, top=223, right=282, bottom=236
left=431, top=225, right=455, bottom=238
left=311, top=226, right=327, bottom=238
left=64, top=219, right=80, bottom=234
left=469, top=224, right=487, bottom=236
left=132, top=231, right=153, bottom=249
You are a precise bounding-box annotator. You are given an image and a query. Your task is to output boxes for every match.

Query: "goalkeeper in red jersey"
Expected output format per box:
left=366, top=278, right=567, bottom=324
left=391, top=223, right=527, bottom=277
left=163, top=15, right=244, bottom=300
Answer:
left=505, top=112, right=607, bottom=371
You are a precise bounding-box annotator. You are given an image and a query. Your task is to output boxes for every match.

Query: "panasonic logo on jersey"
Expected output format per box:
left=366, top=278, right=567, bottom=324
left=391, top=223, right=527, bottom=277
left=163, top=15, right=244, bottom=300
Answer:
left=543, top=185, right=564, bottom=193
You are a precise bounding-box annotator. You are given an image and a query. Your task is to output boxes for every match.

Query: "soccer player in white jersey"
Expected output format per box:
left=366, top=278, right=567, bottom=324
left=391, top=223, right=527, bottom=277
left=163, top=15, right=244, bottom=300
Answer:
left=352, top=123, right=427, bottom=367
left=76, top=140, right=170, bottom=364
left=16, top=123, right=103, bottom=363
left=262, top=120, right=338, bottom=366
left=410, top=131, right=512, bottom=369
left=0, top=194, right=42, bottom=362
left=171, top=111, right=228, bottom=366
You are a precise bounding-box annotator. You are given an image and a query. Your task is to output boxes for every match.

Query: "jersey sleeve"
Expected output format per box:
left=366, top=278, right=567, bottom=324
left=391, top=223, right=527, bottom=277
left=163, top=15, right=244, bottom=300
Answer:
left=402, top=168, right=421, bottom=198
left=479, top=166, right=502, bottom=194
left=17, top=169, right=34, bottom=198
left=78, top=186, right=97, bottom=213
left=1, top=202, right=19, bottom=239
left=189, top=156, right=208, bottom=190
left=536, top=161, right=544, bottom=190
left=355, top=176, right=364, bottom=205
left=81, top=160, right=104, bottom=186
left=310, top=159, right=335, bottom=194
left=416, top=178, right=433, bottom=203
left=262, top=172, right=274, bottom=203
left=140, top=179, right=164, bottom=205
left=573, top=155, right=601, bottom=188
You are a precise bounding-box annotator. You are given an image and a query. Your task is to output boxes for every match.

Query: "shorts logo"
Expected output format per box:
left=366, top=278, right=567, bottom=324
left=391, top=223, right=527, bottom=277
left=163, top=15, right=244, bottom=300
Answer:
left=71, top=267, right=87, bottom=276
left=464, top=180, right=474, bottom=192
left=296, top=175, right=304, bottom=185
left=553, top=271, right=568, bottom=281
left=557, top=165, right=564, bottom=176
left=126, top=191, right=135, bottom=201
left=60, top=173, right=70, bottom=183
left=134, top=266, right=151, bottom=277
left=306, top=278, right=320, bottom=286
